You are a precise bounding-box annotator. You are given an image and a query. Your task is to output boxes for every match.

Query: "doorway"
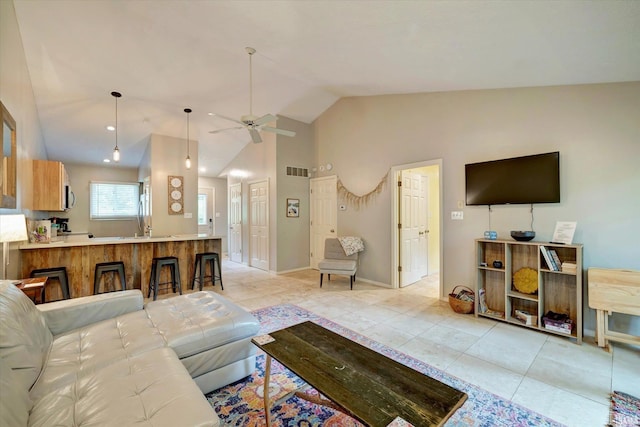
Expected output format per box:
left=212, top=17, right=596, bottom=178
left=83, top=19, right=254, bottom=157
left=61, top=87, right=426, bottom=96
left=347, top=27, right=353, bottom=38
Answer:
left=197, top=187, right=215, bottom=235
left=391, top=160, right=442, bottom=294
left=309, top=175, right=337, bottom=269
left=228, top=183, right=242, bottom=264
left=249, top=179, right=269, bottom=271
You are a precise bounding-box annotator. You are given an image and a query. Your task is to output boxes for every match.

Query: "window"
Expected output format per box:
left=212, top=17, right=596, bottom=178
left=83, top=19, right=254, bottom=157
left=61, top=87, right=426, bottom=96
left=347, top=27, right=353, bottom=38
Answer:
left=90, top=181, right=140, bottom=220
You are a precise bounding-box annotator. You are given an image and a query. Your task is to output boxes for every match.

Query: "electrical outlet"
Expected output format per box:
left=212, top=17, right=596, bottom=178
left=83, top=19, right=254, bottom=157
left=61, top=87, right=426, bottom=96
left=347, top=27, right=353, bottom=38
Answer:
left=451, top=211, right=464, bottom=220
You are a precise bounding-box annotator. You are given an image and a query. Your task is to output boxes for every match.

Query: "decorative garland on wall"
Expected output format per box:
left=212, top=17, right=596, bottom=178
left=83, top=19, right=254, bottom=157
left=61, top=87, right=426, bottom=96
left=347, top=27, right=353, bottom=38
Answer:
left=337, top=169, right=390, bottom=210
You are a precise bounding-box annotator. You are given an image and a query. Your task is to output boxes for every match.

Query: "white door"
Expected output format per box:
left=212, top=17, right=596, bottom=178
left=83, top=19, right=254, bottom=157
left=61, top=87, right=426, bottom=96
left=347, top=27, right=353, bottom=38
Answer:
left=418, top=175, right=429, bottom=277
left=310, top=176, right=337, bottom=269
left=197, top=187, right=215, bottom=235
left=228, top=183, right=242, bottom=263
left=249, top=180, right=269, bottom=271
left=400, top=171, right=422, bottom=287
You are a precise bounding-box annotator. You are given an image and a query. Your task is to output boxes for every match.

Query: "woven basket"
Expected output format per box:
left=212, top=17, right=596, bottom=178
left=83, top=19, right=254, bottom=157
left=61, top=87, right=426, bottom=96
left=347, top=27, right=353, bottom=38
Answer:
left=448, top=285, right=475, bottom=314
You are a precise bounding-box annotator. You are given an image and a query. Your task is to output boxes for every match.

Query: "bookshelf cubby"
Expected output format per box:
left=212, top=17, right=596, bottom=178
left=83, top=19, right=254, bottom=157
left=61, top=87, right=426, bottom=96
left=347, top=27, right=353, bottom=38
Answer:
left=475, top=238, right=583, bottom=343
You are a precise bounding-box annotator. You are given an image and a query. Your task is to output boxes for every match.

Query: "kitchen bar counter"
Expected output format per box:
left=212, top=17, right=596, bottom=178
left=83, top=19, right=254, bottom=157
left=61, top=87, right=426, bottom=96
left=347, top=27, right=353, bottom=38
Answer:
left=20, top=234, right=222, bottom=301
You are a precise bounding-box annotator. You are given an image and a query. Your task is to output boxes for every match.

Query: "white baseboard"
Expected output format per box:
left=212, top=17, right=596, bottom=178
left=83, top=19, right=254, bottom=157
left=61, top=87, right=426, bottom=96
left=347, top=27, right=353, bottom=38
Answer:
left=356, top=277, right=393, bottom=289
left=277, top=266, right=312, bottom=275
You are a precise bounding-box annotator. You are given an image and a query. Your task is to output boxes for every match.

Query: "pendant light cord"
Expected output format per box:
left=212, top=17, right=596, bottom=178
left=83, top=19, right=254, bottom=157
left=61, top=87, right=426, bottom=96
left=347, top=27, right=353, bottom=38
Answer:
left=184, top=108, right=192, bottom=169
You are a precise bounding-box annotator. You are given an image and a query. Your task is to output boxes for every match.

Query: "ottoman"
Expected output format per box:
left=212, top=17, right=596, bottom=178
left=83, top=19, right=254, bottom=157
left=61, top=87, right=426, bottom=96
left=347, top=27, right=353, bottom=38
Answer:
left=144, top=291, right=260, bottom=393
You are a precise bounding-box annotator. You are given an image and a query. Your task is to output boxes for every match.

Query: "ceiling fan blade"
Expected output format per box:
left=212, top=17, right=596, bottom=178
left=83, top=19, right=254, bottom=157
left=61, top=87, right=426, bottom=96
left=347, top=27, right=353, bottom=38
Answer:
left=253, top=114, right=277, bottom=126
left=209, top=126, right=244, bottom=134
left=261, top=126, right=296, bottom=137
left=211, top=113, right=245, bottom=126
left=248, top=128, right=262, bottom=143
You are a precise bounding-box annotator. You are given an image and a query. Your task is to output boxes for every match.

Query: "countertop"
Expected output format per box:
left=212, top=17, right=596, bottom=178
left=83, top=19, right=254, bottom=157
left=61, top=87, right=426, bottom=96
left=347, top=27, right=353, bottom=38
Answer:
left=20, top=233, right=222, bottom=249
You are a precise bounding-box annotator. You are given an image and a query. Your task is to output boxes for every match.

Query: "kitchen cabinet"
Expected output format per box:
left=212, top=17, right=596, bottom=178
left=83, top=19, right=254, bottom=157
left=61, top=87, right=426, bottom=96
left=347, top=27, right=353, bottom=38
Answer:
left=32, top=160, right=71, bottom=211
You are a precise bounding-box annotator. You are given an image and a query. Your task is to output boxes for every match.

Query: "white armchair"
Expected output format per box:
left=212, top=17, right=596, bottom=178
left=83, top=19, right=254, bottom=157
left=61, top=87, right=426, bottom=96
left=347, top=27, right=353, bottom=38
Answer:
left=318, top=238, right=359, bottom=290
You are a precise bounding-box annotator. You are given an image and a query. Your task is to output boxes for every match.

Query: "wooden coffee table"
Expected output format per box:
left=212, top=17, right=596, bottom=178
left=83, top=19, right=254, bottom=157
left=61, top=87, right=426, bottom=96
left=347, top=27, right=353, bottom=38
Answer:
left=252, top=321, right=467, bottom=427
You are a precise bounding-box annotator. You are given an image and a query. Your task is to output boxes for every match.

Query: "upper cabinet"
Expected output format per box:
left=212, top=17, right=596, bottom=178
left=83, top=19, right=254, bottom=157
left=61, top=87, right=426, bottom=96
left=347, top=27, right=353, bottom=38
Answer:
left=32, top=160, right=71, bottom=211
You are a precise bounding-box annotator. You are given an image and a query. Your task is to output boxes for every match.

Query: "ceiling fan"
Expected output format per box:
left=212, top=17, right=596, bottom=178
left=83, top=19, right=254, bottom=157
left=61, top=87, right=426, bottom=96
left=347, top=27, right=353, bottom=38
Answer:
left=209, top=47, right=296, bottom=144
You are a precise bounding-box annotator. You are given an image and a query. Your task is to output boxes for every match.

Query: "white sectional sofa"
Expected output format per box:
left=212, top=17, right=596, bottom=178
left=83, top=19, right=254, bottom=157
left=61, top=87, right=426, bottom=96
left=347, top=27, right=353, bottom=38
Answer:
left=0, top=281, right=260, bottom=427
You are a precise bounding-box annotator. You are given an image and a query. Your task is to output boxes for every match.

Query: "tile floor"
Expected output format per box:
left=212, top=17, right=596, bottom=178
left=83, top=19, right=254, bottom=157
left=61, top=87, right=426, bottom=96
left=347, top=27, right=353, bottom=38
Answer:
left=166, top=260, right=640, bottom=427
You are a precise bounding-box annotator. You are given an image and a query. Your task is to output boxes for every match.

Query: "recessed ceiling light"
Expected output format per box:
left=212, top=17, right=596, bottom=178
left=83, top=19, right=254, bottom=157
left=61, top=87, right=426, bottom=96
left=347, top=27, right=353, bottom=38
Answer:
left=103, top=158, right=111, bottom=163
left=106, top=125, right=115, bottom=131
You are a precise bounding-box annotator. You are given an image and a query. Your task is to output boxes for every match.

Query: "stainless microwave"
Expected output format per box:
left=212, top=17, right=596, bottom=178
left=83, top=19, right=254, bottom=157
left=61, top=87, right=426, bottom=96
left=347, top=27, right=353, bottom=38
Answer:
left=64, top=185, right=76, bottom=210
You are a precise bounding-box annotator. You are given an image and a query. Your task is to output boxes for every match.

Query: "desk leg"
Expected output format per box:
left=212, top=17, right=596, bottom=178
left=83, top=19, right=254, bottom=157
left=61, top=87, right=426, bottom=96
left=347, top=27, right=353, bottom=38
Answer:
left=596, top=310, right=605, bottom=348
left=264, top=354, right=272, bottom=427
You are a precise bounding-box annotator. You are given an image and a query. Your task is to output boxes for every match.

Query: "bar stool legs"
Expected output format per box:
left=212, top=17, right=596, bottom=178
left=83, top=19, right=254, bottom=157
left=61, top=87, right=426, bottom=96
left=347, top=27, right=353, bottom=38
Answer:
left=191, top=253, right=223, bottom=291
left=148, top=256, right=182, bottom=301
left=94, top=261, right=126, bottom=294
left=30, top=267, right=70, bottom=302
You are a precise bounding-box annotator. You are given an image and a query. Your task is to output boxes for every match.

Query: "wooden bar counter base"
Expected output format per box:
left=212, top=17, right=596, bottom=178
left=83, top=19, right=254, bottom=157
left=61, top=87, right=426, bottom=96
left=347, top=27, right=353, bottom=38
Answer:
left=252, top=321, right=467, bottom=427
left=20, top=235, right=221, bottom=301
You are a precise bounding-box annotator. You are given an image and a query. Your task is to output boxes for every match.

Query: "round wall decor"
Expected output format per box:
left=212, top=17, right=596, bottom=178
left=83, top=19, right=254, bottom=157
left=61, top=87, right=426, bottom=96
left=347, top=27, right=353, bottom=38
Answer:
left=167, top=175, right=184, bottom=215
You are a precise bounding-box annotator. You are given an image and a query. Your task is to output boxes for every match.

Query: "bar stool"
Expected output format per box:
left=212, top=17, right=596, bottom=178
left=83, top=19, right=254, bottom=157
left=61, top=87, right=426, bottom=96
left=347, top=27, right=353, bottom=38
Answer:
left=30, top=267, right=70, bottom=302
left=148, top=256, right=182, bottom=301
left=191, top=252, right=224, bottom=291
left=94, top=261, right=126, bottom=294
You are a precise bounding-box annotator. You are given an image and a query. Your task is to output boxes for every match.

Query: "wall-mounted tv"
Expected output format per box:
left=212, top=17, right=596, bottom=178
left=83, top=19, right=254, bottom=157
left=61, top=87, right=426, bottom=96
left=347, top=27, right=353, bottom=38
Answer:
left=465, top=151, right=560, bottom=206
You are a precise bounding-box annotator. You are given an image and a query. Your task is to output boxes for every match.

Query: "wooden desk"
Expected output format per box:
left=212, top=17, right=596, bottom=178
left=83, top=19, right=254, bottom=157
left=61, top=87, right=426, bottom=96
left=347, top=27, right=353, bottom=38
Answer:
left=252, top=321, right=467, bottom=427
left=588, top=268, right=640, bottom=350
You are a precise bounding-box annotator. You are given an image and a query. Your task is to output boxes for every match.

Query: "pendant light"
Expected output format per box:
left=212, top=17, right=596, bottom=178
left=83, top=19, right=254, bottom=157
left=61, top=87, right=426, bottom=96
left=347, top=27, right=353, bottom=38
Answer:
left=111, top=91, right=122, bottom=162
left=184, top=108, right=192, bottom=169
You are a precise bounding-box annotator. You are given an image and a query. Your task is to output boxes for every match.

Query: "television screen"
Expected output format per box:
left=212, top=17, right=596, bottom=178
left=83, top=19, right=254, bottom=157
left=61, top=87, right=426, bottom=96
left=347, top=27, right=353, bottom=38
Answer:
left=465, top=151, right=560, bottom=205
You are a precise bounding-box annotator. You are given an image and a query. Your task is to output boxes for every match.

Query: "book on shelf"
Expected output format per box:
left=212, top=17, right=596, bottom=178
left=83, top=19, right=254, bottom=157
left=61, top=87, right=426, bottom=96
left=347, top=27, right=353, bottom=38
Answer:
left=540, top=245, right=559, bottom=271
left=561, top=262, right=577, bottom=274
left=548, top=249, right=562, bottom=272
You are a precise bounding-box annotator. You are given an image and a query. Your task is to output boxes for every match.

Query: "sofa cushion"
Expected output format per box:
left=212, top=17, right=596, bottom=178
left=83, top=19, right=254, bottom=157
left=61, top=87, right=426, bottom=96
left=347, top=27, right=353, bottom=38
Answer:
left=29, top=309, right=166, bottom=400
left=0, top=357, right=32, bottom=426
left=28, top=347, right=219, bottom=427
left=37, top=289, right=143, bottom=335
left=0, top=282, right=52, bottom=391
left=318, top=259, right=357, bottom=272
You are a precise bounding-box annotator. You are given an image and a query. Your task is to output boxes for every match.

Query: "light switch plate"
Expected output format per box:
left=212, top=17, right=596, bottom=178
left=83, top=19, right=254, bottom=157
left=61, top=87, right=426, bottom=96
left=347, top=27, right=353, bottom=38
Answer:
left=451, top=211, right=464, bottom=220
left=184, top=212, right=193, bottom=219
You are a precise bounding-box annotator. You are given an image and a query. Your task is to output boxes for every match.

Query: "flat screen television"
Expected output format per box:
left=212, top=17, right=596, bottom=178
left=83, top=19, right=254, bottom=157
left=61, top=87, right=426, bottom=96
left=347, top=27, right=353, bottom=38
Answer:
left=465, top=151, right=560, bottom=205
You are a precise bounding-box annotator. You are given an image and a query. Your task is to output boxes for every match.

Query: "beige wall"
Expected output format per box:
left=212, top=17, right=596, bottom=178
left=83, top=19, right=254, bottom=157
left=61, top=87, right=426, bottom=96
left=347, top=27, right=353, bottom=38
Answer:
left=312, top=82, right=640, bottom=333
left=0, top=0, right=48, bottom=278
left=148, top=134, right=198, bottom=236
left=276, top=116, right=314, bottom=272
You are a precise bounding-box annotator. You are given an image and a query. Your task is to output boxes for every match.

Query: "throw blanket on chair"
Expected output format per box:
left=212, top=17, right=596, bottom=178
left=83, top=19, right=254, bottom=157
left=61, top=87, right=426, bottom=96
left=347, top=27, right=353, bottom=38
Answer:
left=338, top=236, right=364, bottom=256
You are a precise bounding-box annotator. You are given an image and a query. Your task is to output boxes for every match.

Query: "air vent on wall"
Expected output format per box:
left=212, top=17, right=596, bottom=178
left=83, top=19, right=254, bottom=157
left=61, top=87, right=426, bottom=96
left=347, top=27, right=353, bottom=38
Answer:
left=286, top=166, right=308, bottom=177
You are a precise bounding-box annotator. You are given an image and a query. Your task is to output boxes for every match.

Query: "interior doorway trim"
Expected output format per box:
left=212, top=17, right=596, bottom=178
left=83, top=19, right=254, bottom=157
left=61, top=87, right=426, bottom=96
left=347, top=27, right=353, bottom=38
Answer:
left=390, top=159, right=443, bottom=297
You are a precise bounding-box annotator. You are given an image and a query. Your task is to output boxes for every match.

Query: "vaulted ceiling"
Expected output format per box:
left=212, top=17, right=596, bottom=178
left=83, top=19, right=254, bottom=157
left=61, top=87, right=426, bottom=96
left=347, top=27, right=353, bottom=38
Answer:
left=12, top=0, right=640, bottom=176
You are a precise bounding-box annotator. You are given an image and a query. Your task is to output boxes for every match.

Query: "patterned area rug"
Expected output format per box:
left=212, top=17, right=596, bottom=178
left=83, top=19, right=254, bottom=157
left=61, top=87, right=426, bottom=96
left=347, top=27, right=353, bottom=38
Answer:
left=206, top=304, right=565, bottom=427
left=608, top=391, right=640, bottom=427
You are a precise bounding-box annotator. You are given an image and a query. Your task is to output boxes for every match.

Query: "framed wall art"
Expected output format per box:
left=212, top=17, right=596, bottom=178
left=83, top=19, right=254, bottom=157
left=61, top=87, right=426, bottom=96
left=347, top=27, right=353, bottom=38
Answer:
left=286, top=198, right=300, bottom=218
